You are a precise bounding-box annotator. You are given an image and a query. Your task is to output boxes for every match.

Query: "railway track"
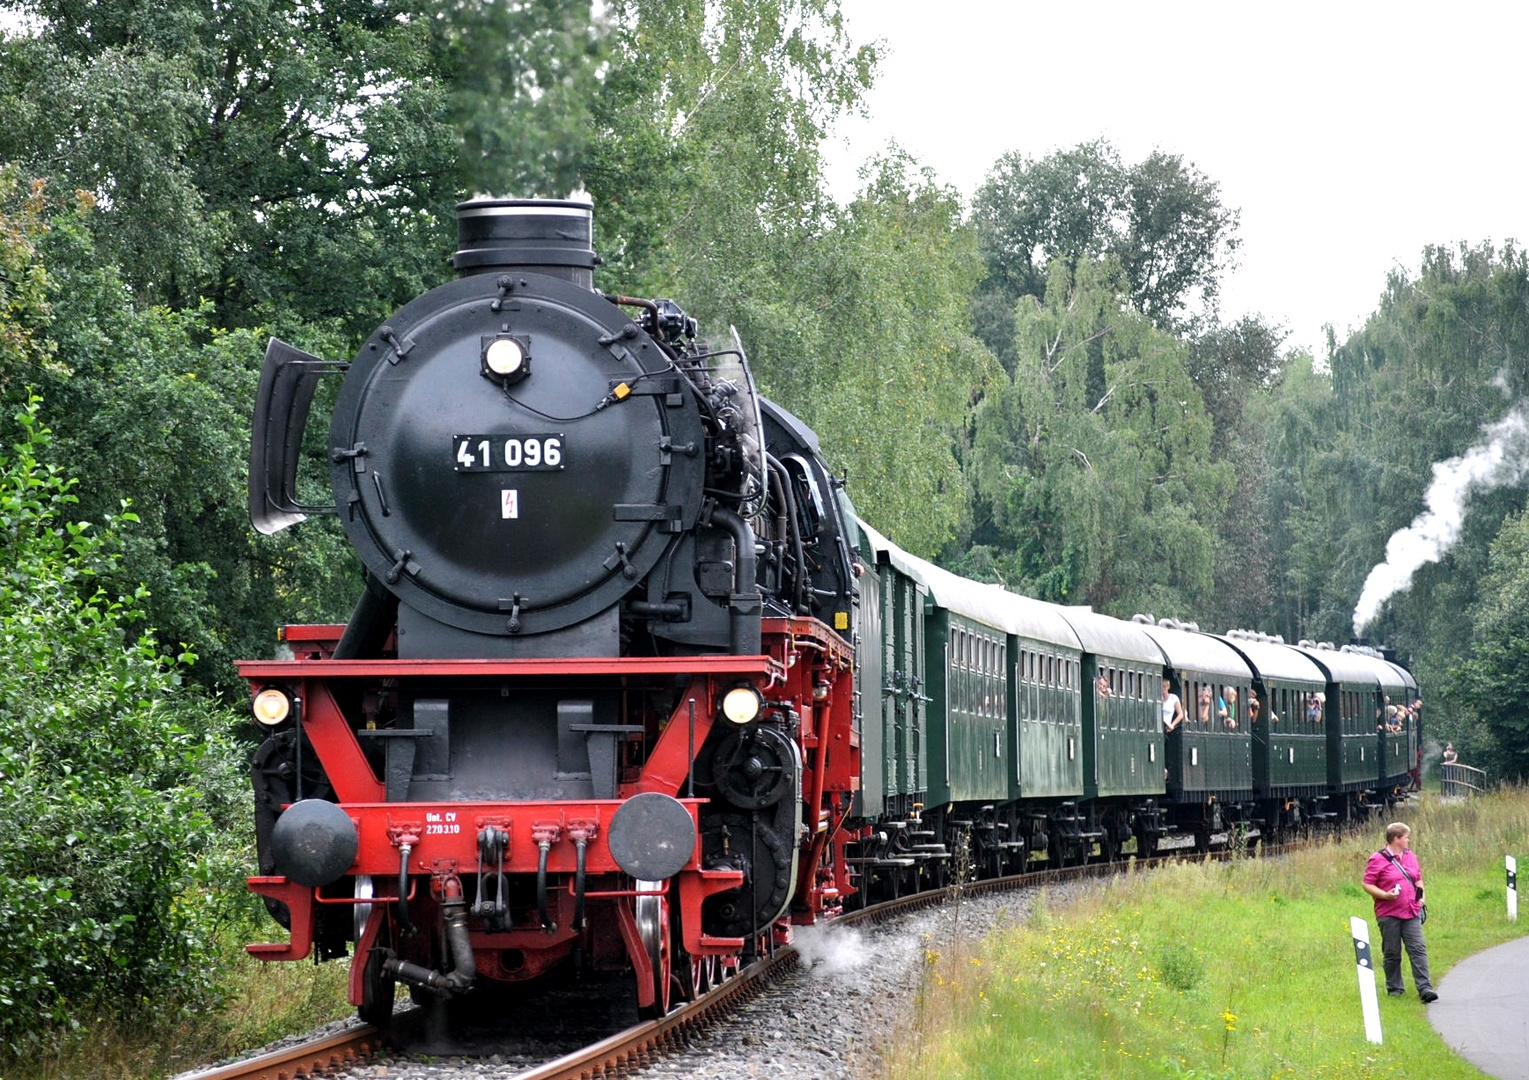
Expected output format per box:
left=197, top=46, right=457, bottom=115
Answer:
left=175, top=832, right=1344, bottom=1080
left=173, top=1026, right=388, bottom=1080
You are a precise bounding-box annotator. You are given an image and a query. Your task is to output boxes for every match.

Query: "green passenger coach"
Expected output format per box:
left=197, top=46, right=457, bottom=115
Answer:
left=1217, top=635, right=1329, bottom=829
left=845, top=522, right=1421, bottom=898
left=854, top=519, right=928, bottom=820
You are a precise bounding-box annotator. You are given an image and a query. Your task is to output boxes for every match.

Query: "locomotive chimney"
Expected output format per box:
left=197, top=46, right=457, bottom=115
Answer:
left=452, top=198, right=598, bottom=288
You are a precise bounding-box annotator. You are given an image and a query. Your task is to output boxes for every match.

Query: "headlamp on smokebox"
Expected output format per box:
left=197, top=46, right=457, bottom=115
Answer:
left=482, top=334, right=530, bottom=385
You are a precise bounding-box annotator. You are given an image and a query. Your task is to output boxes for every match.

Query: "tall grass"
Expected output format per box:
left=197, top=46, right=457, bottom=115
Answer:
left=891, top=791, right=1529, bottom=1080
left=4, top=928, right=353, bottom=1080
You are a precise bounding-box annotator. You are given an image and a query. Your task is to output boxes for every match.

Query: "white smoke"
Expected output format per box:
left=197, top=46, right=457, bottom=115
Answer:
left=791, top=923, right=872, bottom=977
left=1353, top=404, right=1529, bottom=636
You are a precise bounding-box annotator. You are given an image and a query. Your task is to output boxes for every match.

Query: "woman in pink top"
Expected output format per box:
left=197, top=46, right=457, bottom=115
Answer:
left=1362, top=821, right=1436, bottom=1002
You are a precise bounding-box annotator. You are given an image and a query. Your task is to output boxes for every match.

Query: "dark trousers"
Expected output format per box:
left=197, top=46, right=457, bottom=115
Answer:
left=1377, top=914, right=1432, bottom=994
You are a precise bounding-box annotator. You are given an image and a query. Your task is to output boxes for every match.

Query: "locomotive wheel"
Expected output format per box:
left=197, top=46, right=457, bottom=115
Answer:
left=357, top=918, right=396, bottom=1028
left=691, top=953, right=720, bottom=994
left=670, top=896, right=698, bottom=1005
left=635, top=881, right=672, bottom=1020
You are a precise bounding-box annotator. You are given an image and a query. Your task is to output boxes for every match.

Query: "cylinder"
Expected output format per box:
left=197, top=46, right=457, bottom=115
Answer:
left=453, top=199, right=597, bottom=287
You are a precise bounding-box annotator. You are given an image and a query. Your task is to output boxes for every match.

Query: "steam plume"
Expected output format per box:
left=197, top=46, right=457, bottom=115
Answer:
left=1353, top=405, right=1529, bottom=636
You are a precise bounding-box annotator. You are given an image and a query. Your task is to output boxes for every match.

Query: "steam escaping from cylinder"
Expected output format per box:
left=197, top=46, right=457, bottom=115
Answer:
left=1353, top=404, right=1529, bottom=636
left=791, top=923, right=872, bottom=977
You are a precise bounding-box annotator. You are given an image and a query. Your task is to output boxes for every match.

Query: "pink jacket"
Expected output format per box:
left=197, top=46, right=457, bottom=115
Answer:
left=1365, top=849, right=1423, bottom=919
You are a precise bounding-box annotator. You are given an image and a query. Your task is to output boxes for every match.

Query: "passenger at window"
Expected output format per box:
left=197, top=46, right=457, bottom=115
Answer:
left=1218, top=687, right=1239, bottom=729
left=1161, top=679, right=1184, bottom=732
left=1197, top=686, right=1213, bottom=724
left=1096, top=674, right=1112, bottom=698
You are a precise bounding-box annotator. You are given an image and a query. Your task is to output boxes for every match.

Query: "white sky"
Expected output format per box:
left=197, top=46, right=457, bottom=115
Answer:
left=822, top=0, right=1528, bottom=357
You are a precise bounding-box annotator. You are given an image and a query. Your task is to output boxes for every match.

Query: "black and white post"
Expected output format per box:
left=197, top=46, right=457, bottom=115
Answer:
left=1509, top=855, right=1518, bottom=923
left=1351, top=916, right=1382, bottom=1044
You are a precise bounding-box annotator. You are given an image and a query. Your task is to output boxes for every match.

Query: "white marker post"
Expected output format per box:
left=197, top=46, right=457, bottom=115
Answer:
left=1351, top=916, right=1383, bottom=1044
left=1509, top=856, right=1518, bottom=922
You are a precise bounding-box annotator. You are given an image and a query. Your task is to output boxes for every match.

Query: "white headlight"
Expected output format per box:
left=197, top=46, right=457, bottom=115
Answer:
left=484, top=337, right=525, bottom=377
left=253, top=688, right=292, bottom=726
left=722, top=686, right=762, bottom=724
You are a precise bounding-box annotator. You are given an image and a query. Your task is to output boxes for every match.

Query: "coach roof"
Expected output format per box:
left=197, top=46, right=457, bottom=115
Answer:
left=1215, top=637, right=1328, bottom=687
left=1289, top=644, right=1384, bottom=686
left=1139, top=623, right=1253, bottom=680
left=857, top=519, right=1082, bottom=649
left=1056, top=607, right=1163, bottom=665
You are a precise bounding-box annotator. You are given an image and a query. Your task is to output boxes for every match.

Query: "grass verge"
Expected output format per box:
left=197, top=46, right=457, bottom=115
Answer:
left=891, top=791, right=1528, bottom=1080
left=4, top=930, right=352, bottom=1080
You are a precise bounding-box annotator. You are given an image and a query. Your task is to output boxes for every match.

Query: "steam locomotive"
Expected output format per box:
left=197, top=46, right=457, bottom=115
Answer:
left=242, top=198, right=1419, bottom=1027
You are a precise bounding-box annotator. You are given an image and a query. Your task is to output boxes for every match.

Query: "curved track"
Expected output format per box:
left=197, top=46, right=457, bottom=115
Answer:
left=178, top=832, right=1347, bottom=1080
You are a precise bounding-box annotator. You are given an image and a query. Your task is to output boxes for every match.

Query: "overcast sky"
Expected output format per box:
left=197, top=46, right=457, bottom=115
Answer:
left=821, top=1, right=1527, bottom=357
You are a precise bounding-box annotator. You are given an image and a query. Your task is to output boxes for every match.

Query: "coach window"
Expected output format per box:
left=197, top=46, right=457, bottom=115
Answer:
left=948, top=631, right=959, bottom=712
left=974, top=640, right=984, bottom=717
left=983, top=641, right=994, bottom=717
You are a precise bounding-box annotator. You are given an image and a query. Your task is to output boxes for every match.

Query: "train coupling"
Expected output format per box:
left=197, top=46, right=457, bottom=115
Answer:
left=473, top=825, right=511, bottom=930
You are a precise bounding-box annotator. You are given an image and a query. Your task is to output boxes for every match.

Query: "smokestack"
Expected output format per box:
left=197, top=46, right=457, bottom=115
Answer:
left=452, top=199, right=597, bottom=288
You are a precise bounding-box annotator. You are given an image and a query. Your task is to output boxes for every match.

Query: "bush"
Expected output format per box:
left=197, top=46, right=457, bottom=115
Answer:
left=0, top=398, right=247, bottom=1057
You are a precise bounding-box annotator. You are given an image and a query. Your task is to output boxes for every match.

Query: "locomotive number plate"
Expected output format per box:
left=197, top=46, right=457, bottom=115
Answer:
left=453, top=434, right=565, bottom=471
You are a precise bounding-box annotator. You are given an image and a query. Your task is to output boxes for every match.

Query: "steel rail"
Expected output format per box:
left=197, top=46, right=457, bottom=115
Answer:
left=171, top=1026, right=387, bottom=1080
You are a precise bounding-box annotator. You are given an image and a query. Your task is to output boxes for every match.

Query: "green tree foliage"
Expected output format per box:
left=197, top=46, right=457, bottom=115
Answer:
left=1448, top=507, right=1529, bottom=780
left=579, top=6, right=993, bottom=553
left=767, top=156, right=998, bottom=556
left=22, top=195, right=358, bottom=693
left=1244, top=351, right=1345, bottom=641
left=960, top=257, right=1232, bottom=614
left=1255, top=244, right=1529, bottom=760
left=0, top=169, right=58, bottom=386
left=0, top=0, right=601, bottom=335
left=0, top=399, right=247, bottom=1056
left=0, top=186, right=247, bottom=1056
left=585, top=0, right=875, bottom=291
left=1186, top=315, right=1289, bottom=633
left=971, top=140, right=1240, bottom=366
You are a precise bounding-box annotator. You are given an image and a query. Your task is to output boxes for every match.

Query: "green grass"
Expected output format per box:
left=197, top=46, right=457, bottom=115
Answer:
left=893, top=791, right=1529, bottom=1080
left=4, top=929, right=354, bottom=1080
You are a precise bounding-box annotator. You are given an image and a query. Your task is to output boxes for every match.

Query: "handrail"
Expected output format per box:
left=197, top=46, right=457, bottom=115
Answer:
left=1440, top=761, right=1486, bottom=798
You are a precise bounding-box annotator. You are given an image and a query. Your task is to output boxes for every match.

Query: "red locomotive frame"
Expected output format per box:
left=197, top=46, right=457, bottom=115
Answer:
left=242, top=616, right=859, bottom=1015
